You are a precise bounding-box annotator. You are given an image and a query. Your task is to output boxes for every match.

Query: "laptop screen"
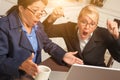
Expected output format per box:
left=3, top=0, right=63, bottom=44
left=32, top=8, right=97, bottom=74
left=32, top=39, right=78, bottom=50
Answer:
left=65, top=64, right=120, bottom=80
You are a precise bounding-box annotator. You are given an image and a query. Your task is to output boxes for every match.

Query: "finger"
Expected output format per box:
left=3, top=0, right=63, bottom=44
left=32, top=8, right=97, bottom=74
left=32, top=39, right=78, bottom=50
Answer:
left=28, top=53, right=34, bottom=60
left=71, top=51, right=78, bottom=55
left=29, top=70, right=36, bottom=77
left=107, top=20, right=113, bottom=30
left=113, top=27, right=119, bottom=38
left=29, top=66, right=39, bottom=77
left=75, top=58, right=84, bottom=64
left=54, top=10, right=58, bottom=15
left=113, top=27, right=116, bottom=33
left=113, top=22, right=118, bottom=32
left=54, top=7, right=62, bottom=13
left=32, top=75, right=36, bottom=79
left=71, top=58, right=83, bottom=65
left=55, top=7, right=64, bottom=16
left=108, top=21, right=118, bottom=33
left=31, top=64, right=39, bottom=73
left=55, top=6, right=63, bottom=10
left=32, top=71, right=38, bottom=77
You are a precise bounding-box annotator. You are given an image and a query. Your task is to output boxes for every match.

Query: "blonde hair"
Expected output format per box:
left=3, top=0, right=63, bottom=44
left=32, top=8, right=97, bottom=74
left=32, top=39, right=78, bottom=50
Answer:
left=78, top=4, right=99, bottom=23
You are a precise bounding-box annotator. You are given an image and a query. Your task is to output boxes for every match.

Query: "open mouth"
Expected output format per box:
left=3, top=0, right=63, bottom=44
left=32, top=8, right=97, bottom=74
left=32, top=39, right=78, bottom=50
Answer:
left=80, top=31, right=89, bottom=39
left=35, top=21, right=37, bottom=23
left=83, top=31, right=88, bottom=36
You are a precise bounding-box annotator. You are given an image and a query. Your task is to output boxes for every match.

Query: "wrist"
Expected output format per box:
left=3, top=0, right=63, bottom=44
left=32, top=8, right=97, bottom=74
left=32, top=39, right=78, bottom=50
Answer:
left=47, top=14, right=57, bottom=23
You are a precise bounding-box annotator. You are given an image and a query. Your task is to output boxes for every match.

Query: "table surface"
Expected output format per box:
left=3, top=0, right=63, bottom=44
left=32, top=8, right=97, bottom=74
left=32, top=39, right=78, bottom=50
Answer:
left=41, top=57, right=70, bottom=72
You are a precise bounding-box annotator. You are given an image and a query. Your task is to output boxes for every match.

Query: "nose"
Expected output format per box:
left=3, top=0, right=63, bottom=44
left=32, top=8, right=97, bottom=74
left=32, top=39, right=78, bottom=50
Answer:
left=85, top=24, right=90, bottom=29
left=35, top=12, right=42, bottom=19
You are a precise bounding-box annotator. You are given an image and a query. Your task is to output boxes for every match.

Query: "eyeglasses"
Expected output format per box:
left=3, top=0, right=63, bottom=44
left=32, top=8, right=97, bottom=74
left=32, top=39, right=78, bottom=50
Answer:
left=79, top=20, right=96, bottom=28
left=26, top=7, right=47, bottom=17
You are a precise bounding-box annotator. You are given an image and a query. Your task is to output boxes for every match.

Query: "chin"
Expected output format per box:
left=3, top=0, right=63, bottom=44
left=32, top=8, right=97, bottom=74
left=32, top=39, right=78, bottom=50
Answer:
left=81, top=35, right=88, bottom=40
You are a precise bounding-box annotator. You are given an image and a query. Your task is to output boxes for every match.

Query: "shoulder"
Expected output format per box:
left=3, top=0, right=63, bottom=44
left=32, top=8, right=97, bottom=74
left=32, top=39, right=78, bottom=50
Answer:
left=66, top=21, right=77, bottom=30
left=95, top=27, right=108, bottom=34
left=63, top=21, right=77, bottom=29
left=0, top=15, right=8, bottom=22
left=65, top=21, right=77, bottom=26
left=37, top=21, right=44, bottom=29
left=94, top=27, right=112, bottom=39
left=0, top=16, right=9, bottom=31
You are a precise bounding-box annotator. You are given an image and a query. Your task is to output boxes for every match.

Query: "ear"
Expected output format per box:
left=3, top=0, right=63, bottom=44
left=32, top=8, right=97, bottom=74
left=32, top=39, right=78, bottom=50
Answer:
left=18, top=6, right=25, bottom=13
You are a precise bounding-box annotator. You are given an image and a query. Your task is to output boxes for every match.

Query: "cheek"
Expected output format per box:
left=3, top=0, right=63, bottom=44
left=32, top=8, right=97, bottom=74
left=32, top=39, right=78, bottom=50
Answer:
left=78, top=26, right=82, bottom=32
left=26, top=14, right=34, bottom=22
left=78, top=25, right=86, bottom=32
left=78, top=23, right=83, bottom=29
left=25, top=16, right=34, bottom=26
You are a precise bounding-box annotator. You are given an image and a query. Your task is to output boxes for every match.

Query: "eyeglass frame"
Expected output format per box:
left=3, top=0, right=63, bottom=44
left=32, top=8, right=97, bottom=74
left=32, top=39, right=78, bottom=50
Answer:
left=26, top=7, right=47, bottom=17
left=78, top=20, right=97, bottom=28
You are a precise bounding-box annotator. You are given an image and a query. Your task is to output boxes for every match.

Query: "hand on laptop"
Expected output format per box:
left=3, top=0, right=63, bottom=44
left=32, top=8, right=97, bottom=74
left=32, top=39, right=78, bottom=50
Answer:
left=63, top=51, right=84, bottom=65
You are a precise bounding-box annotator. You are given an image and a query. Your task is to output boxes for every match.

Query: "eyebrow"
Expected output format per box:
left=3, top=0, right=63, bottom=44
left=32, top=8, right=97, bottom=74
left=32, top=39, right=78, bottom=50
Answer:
left=31, top=6, right=41, bottom=9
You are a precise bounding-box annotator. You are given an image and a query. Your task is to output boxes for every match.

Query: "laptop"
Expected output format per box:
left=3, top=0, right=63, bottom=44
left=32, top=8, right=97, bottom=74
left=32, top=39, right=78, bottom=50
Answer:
left=64, top=64, right=120, bottom=80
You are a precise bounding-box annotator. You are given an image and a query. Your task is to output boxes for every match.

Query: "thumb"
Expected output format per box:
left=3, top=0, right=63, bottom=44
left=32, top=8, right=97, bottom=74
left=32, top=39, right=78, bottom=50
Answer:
left=28, top=53, right=34, bottom=60
left=107, top=19, right=113, bottom=28
left=71, top=51, right=78, bottom=55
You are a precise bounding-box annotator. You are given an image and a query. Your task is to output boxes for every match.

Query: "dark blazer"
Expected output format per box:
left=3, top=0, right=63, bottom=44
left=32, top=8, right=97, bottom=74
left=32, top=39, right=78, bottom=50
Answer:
left=0, top=10, right=66, bottom=80
left=43, top=20, right=120, bottom=67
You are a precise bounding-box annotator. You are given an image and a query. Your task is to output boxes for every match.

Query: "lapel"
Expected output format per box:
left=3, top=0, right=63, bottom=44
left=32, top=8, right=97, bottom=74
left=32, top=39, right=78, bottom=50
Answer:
left=72, top=31, right=81, bottom=52
left=82, top=28, right=103, bottom=54
left=35, top=29, right=43, bottom=51
left=82, top=36, right=96, bottom=54
left=19, top=30, right=34, bottom=52
left=71, top=27, right=83, bottom=59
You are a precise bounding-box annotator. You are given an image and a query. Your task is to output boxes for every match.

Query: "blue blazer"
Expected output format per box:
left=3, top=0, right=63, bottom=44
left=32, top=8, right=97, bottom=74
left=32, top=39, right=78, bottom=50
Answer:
left=0, top=10, right=66, bottom=79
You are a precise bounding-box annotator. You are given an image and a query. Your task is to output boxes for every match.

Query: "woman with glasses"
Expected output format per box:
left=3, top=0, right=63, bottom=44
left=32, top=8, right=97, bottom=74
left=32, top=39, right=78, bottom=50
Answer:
left=43, top=5, right=120, bottom=67
left=0, top=0, right=83, bottom=80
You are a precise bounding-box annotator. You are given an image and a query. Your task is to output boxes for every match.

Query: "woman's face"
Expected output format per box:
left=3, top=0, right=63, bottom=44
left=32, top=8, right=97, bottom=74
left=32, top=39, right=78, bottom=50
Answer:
left=77, top=14, right=98, bottom=40
left=19, top=0, right=47, bottom=27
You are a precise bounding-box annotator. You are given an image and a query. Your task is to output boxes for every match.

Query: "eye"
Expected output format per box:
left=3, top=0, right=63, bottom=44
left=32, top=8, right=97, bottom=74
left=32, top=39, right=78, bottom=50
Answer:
left=32, top=9, right=38, bottom=13
left=32, top=7, right=39, bottom=12
left=90, top=23, right=95, bottom=26
left=82, top=21, right=86, bottom=23
left=90, top=22, right=96, bottom=26
left=81, top=20, right=87, bottom=25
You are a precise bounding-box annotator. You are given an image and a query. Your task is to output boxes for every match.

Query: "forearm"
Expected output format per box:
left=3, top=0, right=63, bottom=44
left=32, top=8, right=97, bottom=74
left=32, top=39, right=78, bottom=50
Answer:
left=43, top=15, right=57, bottom=25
